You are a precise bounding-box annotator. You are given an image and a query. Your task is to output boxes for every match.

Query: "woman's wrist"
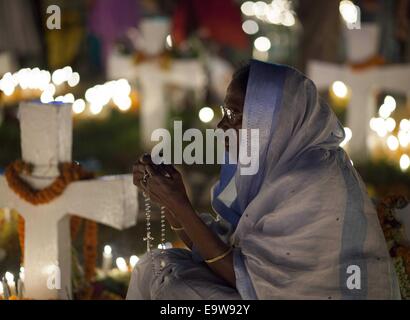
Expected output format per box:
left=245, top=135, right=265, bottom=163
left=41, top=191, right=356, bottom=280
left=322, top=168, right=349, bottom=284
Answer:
left=167, top=194, right=195, bottom=218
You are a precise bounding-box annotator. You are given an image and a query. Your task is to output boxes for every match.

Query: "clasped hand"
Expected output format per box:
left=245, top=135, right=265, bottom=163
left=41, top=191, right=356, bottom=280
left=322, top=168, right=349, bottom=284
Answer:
left=133, top=153, right=190, bottom=212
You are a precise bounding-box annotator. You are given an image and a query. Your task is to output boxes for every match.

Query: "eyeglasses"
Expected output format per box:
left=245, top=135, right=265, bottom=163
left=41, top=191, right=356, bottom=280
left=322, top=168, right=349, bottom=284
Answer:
left=220, top=105, right=242, bottom=124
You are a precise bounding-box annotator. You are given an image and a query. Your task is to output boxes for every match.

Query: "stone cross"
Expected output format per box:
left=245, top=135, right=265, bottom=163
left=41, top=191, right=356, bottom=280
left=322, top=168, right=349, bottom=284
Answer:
left=0, top=102, right=138, bottom=300
left=308, top=61, right=410, bottom=161
left=107, top=55, right=206, bottom=146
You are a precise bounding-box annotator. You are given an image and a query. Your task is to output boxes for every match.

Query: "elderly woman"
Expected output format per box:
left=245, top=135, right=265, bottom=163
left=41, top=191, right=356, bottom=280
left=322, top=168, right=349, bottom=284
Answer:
left=127, top=60, right=400, bottom=300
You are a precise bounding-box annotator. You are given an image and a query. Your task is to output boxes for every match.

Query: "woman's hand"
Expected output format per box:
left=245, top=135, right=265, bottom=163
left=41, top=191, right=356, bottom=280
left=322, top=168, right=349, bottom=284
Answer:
left=132, top=154, right=191, bottom=212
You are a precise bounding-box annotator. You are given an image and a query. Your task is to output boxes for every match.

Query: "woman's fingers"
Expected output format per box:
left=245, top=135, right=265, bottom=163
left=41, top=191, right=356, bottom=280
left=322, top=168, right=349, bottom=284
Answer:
left=139, top=153, right=153, bottom=165
left=161, top=164, right=180, bottom=179
left=145, top=164, right=158, bottom=178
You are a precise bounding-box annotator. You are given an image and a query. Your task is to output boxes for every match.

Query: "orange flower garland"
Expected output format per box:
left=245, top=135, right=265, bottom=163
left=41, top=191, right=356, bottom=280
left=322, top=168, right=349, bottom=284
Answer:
left=17, top=215, right=25, bottom=263
left=83, top=220, right=98, bottom=281
left=5, top=160, right=98, bottom=287
left=5, top=160, right=94, bottom=205
left=70, top=216, right=82, bottom=240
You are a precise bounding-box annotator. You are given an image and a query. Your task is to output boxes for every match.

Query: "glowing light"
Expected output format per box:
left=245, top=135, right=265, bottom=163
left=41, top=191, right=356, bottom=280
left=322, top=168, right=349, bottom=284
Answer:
left=19, top=267, right=25, bottom=282
left=331, top=81, right=348, bottom=99
left=114, top=96, right=132, bottom=111
left=378, top=104, right=392, bottom=119
left=116, top=257, right=128, bottom=272
left=340, top=127, right=352, bottom=147
left=85, top=88, right=96, bottom=103
left=266, top=8, right=281, bottom=24
left=84, top=79, right=132, bottom=115
left=62, top=93, right=75, bottom=103
left=253, top=1, right=268, bottom=17
left=339, top=0, right=358, bottom=24
left=254, top=36, right=271, bottom=52
left=266, top=0, right=295, bottom=26
left=54, top=95, right=65, bottom=102
left=52, top=69, right=65, bottom=86
left=5, top=272, right=14, bottom=283
left=1, top=83, right=15, bottom=96
left=129, top=255, right=139, bottom=268
left=166, top=34, right=173, bottom=48
left=199, top=107, right=214, bottom=123
left=241, top=1, right=255, bottom=16
left=385, top=118, right=396, bottom=132
left=400, top=119, right=410, bottom=131
left=72, top=99, right=86, bottom=114
left=104, top=245, right=112, bottom=255
left=90, top=103, right=103, bottom=115
left=400, top=154, right=410, bottom=171
left=384, top=95, right=396, bottom=112
left=68, top=72, right=80, bottom=87
left=0, top=282, right=3, bottom=296
left=242, top=20, right=259, bottom=35
left=62, top=66, right=73, bottom=80
left=44, top=83, right=56, bottom=97
left=387, top=135, right=399, bottom=151
left=282, top=12, right=296, bottom=27
left=370, top=117, right=384, bottom=132
left=376, top=126, right=387, bottom=138
left=0, top=73, right=16, bottom=96
left=398, top=131, right=409, bottom=148
left=40, top=92, right=54, bottom=103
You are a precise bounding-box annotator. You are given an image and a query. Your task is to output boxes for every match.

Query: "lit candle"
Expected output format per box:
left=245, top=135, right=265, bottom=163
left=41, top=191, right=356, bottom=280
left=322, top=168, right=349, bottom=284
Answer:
left=102, top=245, right=113, bottom=273
left=129, top=255, right=139, bottom=269
left=17, top=279, right=24, bottom=299
left=2, top=277, right=10, bottom=299
left=0, top=281, right=3, bottom=298
left=5, top=272, right=15, bottom=296
left=115, top=257, right=128, bottom=273
left=19, top=267, right=25, bottom=282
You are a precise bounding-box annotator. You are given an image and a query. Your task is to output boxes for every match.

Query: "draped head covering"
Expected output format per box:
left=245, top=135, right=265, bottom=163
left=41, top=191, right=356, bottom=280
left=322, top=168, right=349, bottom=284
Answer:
left=212, top=60, right=400, bottom=299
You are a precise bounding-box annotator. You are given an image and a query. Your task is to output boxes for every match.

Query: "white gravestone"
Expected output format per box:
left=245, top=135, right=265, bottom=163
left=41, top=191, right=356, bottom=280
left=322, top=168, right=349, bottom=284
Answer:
left=108, top=54, right=206, bottom=146
left=135, top=60, right=207, bottom=145
left=308, top=61, right=410, bottom=161
left=0, top=102, right=138, bottom=299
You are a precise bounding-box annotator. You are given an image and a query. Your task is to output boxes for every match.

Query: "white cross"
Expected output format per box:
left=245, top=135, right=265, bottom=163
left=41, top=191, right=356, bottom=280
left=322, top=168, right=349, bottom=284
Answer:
left=308, top=61, right=410, bottom=161
left=107, top=55, right=206, bottom=146
left=0, top=102, right=138, bottom=299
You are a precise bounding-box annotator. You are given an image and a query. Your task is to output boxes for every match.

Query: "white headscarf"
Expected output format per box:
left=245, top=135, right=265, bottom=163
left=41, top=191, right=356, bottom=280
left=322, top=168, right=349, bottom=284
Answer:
left=212, top=60, right=400, bottom=299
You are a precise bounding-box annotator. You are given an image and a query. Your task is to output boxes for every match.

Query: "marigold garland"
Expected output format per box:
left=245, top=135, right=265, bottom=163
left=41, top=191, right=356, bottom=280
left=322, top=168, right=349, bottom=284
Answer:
left=70, top=216, right=82, bottom=240
left=377, top=195, right=410, bottom=299
left=5, top=160, right=94, bottom=205
left=6, top=160, right=98, bottom=287
left=17, top=215, right=25, bottom=263
left=83, top=220, right=98, bottom=281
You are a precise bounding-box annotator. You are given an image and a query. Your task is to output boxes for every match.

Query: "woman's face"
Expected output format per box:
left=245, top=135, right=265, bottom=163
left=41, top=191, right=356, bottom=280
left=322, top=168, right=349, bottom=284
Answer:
left=217, top=77, right=245, bottom=151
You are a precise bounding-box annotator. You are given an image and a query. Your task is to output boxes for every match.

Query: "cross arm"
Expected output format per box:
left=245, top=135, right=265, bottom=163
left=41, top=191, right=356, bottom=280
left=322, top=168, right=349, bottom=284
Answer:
left=62, top=174, right=138, bottom=230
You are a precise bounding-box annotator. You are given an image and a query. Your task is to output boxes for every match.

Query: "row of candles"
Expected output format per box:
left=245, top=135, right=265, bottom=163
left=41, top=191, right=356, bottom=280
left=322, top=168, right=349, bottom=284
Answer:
left=0, top=243, right=173, bottom=299
left=0, top=267, right=24, bottom=299
left=0, top=66, right=135, bottom=116
left=101, top=243, right=172, bottom=273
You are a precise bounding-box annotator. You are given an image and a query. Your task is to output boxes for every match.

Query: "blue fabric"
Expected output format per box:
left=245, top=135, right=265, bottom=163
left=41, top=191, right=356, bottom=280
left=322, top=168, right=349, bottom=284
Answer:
left=211, top=60, right=287, bottom=229
left=211, top=154, right=240, bottom=227
left=338, top=150, right=368, bottom=299
left=233, top=248, right=258, bottom=299
left=210, top=60, right=288, bottom=299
